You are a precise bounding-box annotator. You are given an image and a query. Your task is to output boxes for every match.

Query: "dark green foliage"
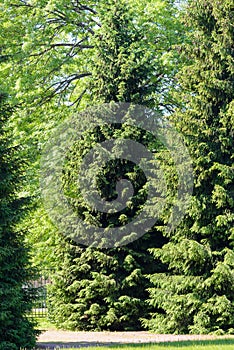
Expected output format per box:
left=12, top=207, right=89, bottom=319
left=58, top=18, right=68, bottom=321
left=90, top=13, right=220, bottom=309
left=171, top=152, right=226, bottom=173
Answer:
left=47, top=0, right=179, bottom=331
left=48, top=234, right=165, bottom=330
left=144, top=0, right=234, bottom=335
left=0, top=93, right=37, bottom=349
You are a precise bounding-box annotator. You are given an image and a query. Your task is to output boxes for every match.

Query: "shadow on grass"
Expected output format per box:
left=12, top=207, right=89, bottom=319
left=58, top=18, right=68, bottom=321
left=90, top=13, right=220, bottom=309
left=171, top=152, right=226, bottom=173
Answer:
left=37, top=341, right=127, bottom=349
left=36, top=338, right=234, bottom=349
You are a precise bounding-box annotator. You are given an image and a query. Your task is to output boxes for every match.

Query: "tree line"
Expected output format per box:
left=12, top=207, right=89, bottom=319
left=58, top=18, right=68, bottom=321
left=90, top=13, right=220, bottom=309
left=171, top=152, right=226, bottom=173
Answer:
left=0, top=0, right=233, bottom=348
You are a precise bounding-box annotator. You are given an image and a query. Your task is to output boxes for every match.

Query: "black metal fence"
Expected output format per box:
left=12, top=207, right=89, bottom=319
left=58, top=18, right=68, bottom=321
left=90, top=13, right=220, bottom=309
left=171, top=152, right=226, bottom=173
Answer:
left=29, top=275, right=52, bottom=318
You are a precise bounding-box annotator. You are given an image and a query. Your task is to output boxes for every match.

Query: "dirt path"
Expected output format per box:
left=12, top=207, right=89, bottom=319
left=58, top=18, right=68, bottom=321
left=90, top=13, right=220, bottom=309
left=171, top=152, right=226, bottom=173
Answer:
left=37, top=330, right=233, bottom=349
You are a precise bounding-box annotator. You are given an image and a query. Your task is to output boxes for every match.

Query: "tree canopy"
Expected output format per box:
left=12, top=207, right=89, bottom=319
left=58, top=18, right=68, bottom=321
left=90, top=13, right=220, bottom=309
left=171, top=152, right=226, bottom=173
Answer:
left=0, top=0, right=233, bottom=337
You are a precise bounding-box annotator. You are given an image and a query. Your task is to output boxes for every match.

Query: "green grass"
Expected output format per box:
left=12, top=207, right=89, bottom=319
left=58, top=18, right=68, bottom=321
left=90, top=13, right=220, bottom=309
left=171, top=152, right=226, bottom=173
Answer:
left=30, top=315, right=57, bottom=330
left=37, top=339, right=234, bottom=350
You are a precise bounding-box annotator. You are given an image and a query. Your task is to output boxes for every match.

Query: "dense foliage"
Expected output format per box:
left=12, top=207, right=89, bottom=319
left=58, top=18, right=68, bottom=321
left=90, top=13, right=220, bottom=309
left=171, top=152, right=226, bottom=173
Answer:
left=0, top=0, right=233, bottom=336
left=144, top=0, right=234, bottom=335
left=0, top=0, right=183, bottom=272
left=47, top=0, right=180, bottom=330
left=0, top=92, right=37, bottom=349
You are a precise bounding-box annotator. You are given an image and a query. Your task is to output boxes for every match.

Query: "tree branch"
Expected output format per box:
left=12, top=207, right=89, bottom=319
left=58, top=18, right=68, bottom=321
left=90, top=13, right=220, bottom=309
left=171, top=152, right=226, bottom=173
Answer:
left=40, top=73, right=92, bottom=104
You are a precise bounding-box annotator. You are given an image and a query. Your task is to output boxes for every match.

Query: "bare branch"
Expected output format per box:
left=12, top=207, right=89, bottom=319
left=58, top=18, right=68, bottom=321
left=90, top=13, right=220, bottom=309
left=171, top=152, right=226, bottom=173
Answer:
left=29, top=41, right=93, bottom=58
left=10, top=0, right=33, bottom=7
left=71, top=88, right=87, bottom=106
left=70, top=0, right=97, bottom=15
left=41, top=73, right=92, bottom=104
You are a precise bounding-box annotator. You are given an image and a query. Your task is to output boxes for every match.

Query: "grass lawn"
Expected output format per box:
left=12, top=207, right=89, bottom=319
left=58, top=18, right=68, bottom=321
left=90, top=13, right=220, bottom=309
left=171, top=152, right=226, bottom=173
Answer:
left=31, top=315, right=57, bottom=330
left=39, top=339, right=234, bottom=350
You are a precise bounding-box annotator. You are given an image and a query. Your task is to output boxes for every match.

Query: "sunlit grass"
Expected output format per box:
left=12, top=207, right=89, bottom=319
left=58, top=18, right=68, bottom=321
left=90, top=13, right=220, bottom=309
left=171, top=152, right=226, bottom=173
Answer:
left=31, top=315, right=57, bottom=330
left=36, top=338, right=234, bottom=350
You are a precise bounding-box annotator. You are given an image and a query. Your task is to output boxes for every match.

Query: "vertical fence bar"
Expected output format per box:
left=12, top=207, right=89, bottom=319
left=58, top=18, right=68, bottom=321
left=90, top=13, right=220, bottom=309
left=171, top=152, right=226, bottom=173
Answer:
left=26, top=272, right=52, bottom=319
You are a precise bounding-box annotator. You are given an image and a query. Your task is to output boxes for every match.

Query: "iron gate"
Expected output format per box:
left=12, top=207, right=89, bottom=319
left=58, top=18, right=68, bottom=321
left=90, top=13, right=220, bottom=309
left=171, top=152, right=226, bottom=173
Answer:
left=29, top=275, right=52, bottom=318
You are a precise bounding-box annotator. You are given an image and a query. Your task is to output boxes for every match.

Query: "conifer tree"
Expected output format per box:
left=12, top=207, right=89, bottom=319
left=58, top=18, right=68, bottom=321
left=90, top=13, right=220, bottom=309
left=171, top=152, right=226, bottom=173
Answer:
left=0, top=92, right=37, bottom=349
left=144, top=0, right=234, bottom=334
left=0, top=0, right=182, bottom=274
left=47, top=0, right=181, bottom=330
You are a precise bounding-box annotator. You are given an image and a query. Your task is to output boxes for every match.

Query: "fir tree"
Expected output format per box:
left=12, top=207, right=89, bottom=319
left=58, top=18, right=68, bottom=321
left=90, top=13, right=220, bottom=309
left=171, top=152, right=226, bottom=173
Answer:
left=47, top=0, right=179, bottom=331
left=0, top=92, right=37, bottom=349
left=144, top=0, right=234, bottom=334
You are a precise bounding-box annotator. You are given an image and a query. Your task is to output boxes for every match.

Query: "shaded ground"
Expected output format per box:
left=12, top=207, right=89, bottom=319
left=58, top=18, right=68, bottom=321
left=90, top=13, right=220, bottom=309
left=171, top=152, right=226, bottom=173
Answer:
left=37, top=331, right=234, bottom=349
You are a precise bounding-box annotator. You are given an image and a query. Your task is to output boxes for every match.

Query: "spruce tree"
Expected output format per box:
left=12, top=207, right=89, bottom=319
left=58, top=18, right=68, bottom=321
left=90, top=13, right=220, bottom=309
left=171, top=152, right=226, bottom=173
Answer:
left=0, top=92, right=37, bottom=349
left=144, top=0, right=234, bottom=334
left=0, top=0, right=182, bottom=275
left=47, top=0, right=180, bottom=331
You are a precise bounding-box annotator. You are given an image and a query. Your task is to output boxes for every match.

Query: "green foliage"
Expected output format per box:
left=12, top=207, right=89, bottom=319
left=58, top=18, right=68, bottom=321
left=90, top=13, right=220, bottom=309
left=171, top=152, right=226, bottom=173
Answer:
left=90, top=0, right=181, bottom=109
left=144, top=0, right=234, bottom=334
left=47, top=0, right=181, bottom=331
left=0, top=0, right=95, bottom=107
left=0, top=0, right=183, bottom=275
left=48, top=232, right=164, bottom=330
left=0, top=93, right=37, bottom=349
left=0, top=0, right=183, bottom=109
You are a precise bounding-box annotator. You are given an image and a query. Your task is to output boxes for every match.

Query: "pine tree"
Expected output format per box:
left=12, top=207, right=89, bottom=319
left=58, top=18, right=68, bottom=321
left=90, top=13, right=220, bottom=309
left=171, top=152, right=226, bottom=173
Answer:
left=144, top=0, right=234, bottom=334
left=47, top=0, right=181, bottom=331
left=0, top=92, right=37, bottom=349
